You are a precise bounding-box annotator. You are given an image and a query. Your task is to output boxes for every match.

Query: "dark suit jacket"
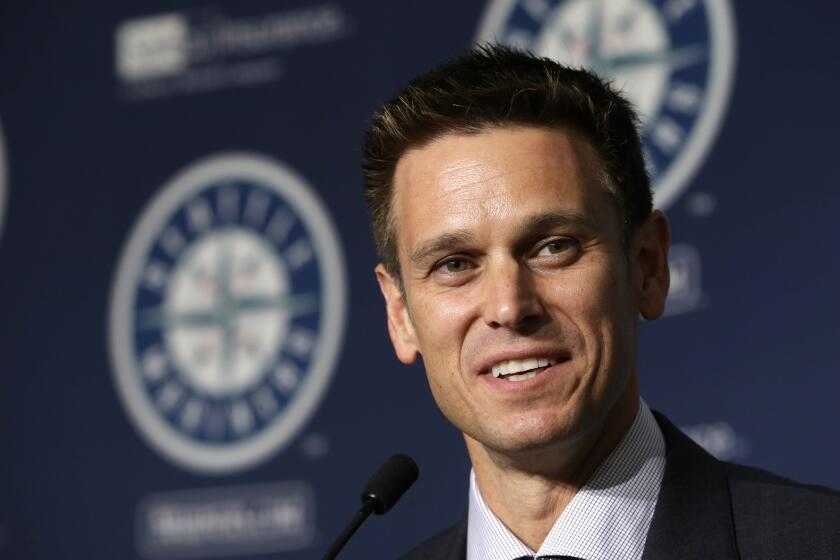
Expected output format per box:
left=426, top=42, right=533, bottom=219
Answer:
left=400, top=413, right=840, bottom=559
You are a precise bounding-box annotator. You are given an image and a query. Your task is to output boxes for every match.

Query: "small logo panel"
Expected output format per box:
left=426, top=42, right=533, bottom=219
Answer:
left=476, top=0, right=736, bottom=210
left=664, top=242, right=704, bottom=316
left=110, top=153, right=346, bottom=474
left=136, top=482, right=315, bottom=558
left=113, top=6, right=352, bottom=101
left=115, top=13, right=190, bottom=82
left=681, top=420, right=749, bottom=460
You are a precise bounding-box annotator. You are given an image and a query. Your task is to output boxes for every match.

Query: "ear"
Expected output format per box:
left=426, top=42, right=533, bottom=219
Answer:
left=632, top=210, right=671, bottom=320
left=375, top=263, right=420, bottom=364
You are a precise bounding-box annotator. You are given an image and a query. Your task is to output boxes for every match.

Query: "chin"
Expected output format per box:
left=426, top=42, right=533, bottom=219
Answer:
left=485, top=412, right=587, bottom=454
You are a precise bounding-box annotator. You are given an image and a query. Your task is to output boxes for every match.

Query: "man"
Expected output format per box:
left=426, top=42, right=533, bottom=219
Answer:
left=363, top=46, right=840, bottom=559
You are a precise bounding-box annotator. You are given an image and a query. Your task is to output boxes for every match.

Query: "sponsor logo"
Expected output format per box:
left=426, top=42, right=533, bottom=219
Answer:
left=681, top=420, right=750, bottom=460
left=110, top=153, right=346, bottom=474
left=664, top=243, right=705, bottom=316
left=115, top=4, right=351, bottom=100
left=476, top=0, right=737, bottom=210
left=116, top=13, right=190, bottom=82
left=136, top=482, right=315, bottom=558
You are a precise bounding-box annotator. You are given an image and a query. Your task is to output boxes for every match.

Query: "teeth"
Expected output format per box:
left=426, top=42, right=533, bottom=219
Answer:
left=491, top=357, right=558, bottom=378
left=507, top=370, right=540, bottom=382
left=521, top=357, right=538, bottom=371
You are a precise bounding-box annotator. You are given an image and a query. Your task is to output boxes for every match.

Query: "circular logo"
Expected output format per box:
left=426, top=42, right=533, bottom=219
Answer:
left=109, top=153, right=346, bottom=474
left=476, top=0, right=736, bottom=209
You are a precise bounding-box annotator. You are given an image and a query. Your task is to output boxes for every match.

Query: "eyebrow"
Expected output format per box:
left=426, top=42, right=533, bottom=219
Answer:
left=408, top=211, right=593, bottom=267
left=409, top=231, right=478, bottom=267
left=525, top=211, right=592, bottom=234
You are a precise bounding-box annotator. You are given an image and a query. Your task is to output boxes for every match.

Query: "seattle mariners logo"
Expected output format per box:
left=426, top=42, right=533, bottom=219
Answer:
left=109, top=153, right=346, bottom=474
left=476, top=0, right=736, bottom=209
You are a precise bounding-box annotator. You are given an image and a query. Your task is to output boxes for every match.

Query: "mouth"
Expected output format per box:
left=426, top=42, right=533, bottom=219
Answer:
left=490, top=357, right=561, bottom=382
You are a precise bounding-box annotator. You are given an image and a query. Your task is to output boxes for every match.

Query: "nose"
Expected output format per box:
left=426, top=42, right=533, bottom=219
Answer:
left=482, top=258, right=546, bottom=332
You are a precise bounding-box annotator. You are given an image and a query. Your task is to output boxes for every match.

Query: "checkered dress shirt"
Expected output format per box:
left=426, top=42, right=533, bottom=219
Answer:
left=466, top=400, right=666, bottom=560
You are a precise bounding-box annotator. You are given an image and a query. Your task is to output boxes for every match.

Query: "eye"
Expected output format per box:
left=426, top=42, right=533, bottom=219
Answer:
left=536, top=237, right=579, bottom=257
left=435, top=257, right=473, bottom=274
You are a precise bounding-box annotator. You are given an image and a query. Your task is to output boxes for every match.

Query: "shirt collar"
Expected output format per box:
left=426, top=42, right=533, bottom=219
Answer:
left=467, top=399, right=666, bottom=560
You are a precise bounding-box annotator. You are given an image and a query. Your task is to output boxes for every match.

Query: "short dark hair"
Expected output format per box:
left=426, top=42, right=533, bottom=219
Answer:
left=363, top=44, right=652, bottom=281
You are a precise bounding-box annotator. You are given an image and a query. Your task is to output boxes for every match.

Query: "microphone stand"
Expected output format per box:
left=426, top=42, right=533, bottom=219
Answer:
left=321, top=498, right=377, bottom=560
left=319, top=454, right=418, bottom=559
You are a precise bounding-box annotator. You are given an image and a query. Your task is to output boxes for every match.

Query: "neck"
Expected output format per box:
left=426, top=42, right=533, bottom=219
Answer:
left=466, top=376, right=640, bottom=551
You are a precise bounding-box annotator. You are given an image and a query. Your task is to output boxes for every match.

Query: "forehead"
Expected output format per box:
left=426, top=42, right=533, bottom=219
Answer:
left=391, top=126, right=612, bottom=255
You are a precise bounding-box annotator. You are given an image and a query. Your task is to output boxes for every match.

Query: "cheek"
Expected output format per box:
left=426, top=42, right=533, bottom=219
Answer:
left=411, top=290, right=475, bottom=365
left=544, top=270, right=619, bottom=326
left=411, top=295, right=478, bottom=428
left=544, top=264, right=634, bottom=358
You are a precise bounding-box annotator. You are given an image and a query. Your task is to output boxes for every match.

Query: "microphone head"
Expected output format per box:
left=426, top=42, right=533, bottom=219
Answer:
left=361, top=453, right=419, bottom=515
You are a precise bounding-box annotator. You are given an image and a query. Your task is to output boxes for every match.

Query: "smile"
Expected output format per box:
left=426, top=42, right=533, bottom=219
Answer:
left=491, top=357, right=558, bottom=381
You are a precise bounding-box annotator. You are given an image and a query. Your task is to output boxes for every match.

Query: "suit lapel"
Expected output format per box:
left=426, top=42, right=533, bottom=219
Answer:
left=642, top=413, right=740, bottom=560
left=399, top=516, right=467, bottom=560
left=444, top=518, right=468, bottom=560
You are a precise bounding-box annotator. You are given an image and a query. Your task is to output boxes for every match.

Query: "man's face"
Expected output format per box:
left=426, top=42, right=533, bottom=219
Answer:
left=377, top=126, right=667, bottom=455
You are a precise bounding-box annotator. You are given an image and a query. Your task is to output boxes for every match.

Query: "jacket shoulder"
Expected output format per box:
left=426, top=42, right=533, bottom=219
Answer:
left=726, top=462, right=840, bottom=557
left=399, top=517, right=467, bottom=560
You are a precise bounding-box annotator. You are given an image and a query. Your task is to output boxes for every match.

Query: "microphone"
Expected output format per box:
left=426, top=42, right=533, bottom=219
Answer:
left=321, top=454, right=419, bottom=560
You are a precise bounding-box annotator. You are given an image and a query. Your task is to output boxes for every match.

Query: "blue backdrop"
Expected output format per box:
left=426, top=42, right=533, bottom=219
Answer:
left=1, top=0, right=838, bottom=558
